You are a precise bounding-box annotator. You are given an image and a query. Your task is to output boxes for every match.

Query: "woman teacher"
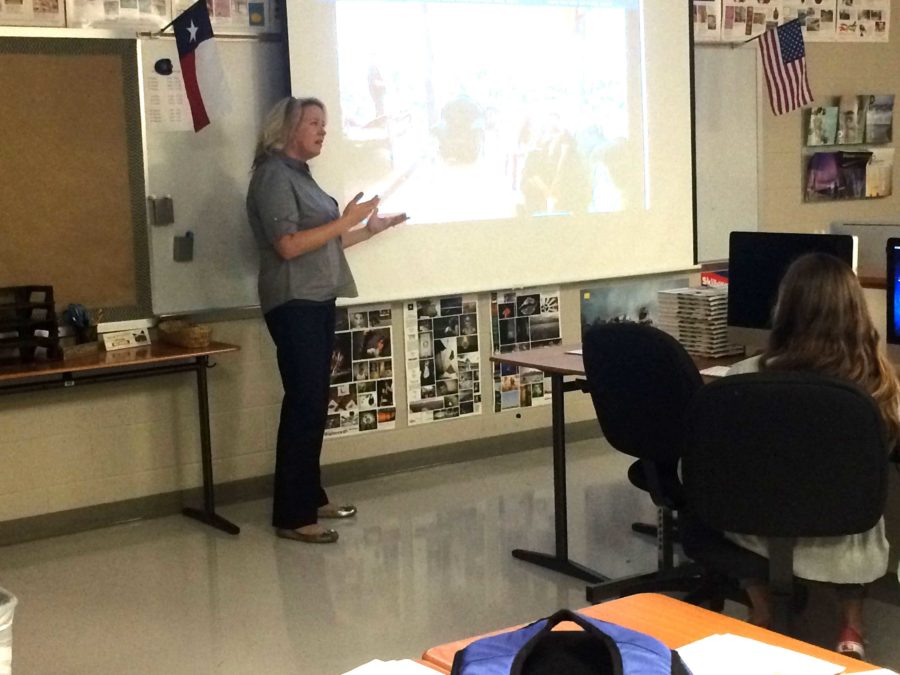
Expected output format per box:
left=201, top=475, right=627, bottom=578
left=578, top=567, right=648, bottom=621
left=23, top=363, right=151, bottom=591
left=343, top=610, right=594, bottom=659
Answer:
left=247, top=96, right=407, bottom=543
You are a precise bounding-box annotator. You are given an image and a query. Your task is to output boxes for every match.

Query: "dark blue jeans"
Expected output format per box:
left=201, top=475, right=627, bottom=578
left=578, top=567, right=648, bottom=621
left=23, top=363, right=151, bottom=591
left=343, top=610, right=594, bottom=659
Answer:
left=264, top=300, right=335, bottom=529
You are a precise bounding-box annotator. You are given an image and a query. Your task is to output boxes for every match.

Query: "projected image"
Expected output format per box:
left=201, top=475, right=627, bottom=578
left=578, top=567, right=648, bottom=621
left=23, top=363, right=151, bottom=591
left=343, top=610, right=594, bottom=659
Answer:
left=334, top=0, right=640, bottom=222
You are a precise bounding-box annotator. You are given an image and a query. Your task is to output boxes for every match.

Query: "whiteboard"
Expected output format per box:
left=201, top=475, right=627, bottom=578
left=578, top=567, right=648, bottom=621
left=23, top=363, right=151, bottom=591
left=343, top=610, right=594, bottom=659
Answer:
left=694, top=45, right=760, bottom=262
left=141, top=38, right=287, bottom=315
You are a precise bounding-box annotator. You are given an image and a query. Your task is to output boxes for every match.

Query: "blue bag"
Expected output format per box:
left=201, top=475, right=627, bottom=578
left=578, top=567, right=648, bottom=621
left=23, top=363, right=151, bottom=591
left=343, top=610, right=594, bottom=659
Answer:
left=450, top=609, right=692, bottom=675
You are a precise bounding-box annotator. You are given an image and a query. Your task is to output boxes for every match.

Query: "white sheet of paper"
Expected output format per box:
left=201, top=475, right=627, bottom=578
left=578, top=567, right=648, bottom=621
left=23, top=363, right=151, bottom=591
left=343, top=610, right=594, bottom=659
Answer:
left=342, top=659, right=437, bottom=674
left=699, top=365, right=731, bottom=377
left=676, top=633, right=846, bottom=675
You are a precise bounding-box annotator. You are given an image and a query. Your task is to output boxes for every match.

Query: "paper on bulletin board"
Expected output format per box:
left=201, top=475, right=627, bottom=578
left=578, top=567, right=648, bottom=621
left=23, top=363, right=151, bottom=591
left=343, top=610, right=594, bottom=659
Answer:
left=0, top=0, right=65, bottom=26
left=66, top=0, right=171, bottom=29
left=836, top=0, right=890, bottom=42
left=693, top=0, right=721, bottom=43
left=172, top=0, right=277, bottom=34
left=782, top=0, right=837, bottom=42
left=143, top=47, right=194, bottom=132
left=721, top=0, right=780, bottom=43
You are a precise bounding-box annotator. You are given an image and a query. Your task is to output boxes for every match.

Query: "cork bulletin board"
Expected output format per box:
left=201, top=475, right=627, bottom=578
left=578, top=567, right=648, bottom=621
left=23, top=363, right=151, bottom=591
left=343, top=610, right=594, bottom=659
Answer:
left=0, top=37, right=151, bottom=321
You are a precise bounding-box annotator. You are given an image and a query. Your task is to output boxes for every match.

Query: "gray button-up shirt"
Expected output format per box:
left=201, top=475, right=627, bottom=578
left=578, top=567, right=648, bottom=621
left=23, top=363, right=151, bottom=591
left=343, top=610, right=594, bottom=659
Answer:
left=246, top=154, right=358, bottom=313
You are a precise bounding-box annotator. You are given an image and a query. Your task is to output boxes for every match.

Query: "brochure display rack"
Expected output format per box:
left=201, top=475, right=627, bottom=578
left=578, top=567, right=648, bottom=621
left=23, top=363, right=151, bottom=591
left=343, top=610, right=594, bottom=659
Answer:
left=804, top=95, right=895, bottom=202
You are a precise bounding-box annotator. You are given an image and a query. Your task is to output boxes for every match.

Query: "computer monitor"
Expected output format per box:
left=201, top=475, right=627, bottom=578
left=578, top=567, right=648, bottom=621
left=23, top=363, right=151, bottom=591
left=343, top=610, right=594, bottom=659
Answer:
left=728, top=231, right=858, bottom=352
left=886, top=238, right=900, bottom=345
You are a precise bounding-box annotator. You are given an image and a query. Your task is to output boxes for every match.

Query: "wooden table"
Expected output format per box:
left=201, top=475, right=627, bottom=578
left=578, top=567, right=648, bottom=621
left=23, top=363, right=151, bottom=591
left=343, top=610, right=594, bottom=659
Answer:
left=0, top=341, right=241, bottom=534
left=491, top=345, right=740, bottom=583
left=422, top=593, right=876, bottom=673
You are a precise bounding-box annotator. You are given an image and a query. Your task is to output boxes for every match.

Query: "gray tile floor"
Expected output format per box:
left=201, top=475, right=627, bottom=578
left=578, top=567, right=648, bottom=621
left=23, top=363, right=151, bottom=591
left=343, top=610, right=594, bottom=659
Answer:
left=1, top=439, right=899, bottom=674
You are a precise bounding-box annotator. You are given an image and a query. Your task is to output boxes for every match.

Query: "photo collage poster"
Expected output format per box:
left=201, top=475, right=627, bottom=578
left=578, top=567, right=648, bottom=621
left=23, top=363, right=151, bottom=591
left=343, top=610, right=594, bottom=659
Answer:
left=66, top=0, right=170, bottom=29
left=694, top=0, right=722, bottom=42
left=404, top=295, right=482, bottom=425
left=721, top=0, right=780, bottom=42
left=579, top=277, right=689, bottom=337
left=781, top=0, right=835, bottom=41
left=0, top=0, right=65, bottom=26
left=836, top=0, right=890, bottom=41
left=490, top=288, right=560, bottom=413
left=325, top=304, right=396, bottom=437
left=697, top=0, right=889, bottom=42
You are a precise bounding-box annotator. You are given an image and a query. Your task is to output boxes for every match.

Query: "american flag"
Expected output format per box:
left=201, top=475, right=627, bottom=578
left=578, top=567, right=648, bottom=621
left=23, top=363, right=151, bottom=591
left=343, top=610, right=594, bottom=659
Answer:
left=759, top=20, right=813, bottom=116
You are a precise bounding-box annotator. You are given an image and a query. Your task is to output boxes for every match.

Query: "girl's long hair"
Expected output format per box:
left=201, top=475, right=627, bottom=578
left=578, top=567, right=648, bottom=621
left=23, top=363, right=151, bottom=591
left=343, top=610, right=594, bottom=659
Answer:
left=761, top=252, right=900, bottom=443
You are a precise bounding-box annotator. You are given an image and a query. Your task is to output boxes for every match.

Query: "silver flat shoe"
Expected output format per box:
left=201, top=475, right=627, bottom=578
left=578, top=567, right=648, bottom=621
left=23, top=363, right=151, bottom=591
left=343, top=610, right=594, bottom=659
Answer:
left=276, top=527, right=339, bottom=544
left=317, top=504, right=357, bottom=519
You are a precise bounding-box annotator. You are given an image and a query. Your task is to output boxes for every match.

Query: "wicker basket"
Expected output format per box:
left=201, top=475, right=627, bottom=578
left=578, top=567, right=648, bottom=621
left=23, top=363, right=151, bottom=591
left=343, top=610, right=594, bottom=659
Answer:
left=157, top=320, right=212, bottom=349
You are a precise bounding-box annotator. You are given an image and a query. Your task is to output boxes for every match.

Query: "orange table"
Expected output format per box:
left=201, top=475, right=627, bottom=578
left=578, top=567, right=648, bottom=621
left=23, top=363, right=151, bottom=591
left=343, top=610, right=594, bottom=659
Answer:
left=0, top=341, right=241, bottom=534
left=422, top=593, right=876, bottom=673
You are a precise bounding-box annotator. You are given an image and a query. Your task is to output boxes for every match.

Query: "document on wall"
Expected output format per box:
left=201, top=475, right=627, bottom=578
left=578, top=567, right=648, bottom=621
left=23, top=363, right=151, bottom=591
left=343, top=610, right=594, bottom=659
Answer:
left=491, top=287, right=560, bottom=413
left=172, top=0, right=277, bottom=34
left=721, top=0, right=779, bottom=42
left=143, top=47, right=195, bottom=132
left=676, top=633, right=846, bottom=675
left=404, top=294, right=482, bottom=425
left=66, top=0, right=170, bottom=29
left=693, top=0, right=721, bottom=43
left=836, top=0, right=890, bottom=42
left=325, top=304, right=396, bottom=437
left=782, top=0, right=837, bottom=42
left=0, top=0, right=65, bottom=26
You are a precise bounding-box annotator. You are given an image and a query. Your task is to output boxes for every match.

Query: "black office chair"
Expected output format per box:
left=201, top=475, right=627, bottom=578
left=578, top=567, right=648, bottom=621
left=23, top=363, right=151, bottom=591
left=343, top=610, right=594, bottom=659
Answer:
left=682, top=371, right=890, bottom=635
left=582, top=323, right=708, bottom=604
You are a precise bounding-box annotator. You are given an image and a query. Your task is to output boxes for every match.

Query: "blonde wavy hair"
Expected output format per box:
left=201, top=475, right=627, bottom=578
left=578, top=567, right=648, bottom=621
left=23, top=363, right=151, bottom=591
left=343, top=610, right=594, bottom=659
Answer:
left=251, top=96, right=325, bottom=170
left=761, top=252, right=900, bottom=444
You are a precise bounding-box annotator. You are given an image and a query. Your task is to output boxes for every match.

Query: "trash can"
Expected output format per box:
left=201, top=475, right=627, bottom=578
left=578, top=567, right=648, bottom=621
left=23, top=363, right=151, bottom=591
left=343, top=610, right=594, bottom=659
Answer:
left=0, top=587, right=16, bottom=675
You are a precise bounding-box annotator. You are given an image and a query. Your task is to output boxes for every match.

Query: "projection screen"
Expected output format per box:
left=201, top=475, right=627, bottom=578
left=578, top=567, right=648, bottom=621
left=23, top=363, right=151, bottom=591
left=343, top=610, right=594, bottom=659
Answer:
left=286, top=0, right=695, bottom=304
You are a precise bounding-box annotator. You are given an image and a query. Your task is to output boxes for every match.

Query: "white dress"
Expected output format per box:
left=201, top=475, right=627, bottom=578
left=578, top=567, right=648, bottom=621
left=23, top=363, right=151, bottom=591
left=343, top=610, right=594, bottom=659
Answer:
left=721, top=355, right=889, bottom=584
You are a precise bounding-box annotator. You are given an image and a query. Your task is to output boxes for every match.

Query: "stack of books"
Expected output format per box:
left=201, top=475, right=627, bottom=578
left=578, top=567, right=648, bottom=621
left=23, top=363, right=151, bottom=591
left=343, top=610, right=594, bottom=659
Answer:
left=658, top=287, right=743, bottom=358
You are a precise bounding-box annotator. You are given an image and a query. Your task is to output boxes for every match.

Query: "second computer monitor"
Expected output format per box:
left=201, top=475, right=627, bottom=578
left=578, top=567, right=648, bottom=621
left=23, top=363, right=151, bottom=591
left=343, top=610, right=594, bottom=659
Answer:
left=727, top=231, right=858, bottom=351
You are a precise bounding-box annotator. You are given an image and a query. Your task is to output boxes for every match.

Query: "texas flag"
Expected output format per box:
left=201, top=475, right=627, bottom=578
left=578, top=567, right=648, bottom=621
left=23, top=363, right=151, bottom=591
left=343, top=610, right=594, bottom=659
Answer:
left=173, top=1, right=231, bottom=131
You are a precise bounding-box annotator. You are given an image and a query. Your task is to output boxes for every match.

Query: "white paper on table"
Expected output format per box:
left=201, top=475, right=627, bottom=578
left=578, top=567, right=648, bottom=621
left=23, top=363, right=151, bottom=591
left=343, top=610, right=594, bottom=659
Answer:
left=566, top=348, right=583, bottom=355
left=676, top=633, right=847, bottom=675
left=342, top=659, right=437, bottom=674
left=699, top=365, right=731, bottom=377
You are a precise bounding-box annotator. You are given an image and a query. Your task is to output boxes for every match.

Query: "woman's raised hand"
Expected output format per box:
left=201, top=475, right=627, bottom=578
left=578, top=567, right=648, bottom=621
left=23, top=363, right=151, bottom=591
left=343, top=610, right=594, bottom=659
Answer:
left=343, top=192, right=380, bottom=227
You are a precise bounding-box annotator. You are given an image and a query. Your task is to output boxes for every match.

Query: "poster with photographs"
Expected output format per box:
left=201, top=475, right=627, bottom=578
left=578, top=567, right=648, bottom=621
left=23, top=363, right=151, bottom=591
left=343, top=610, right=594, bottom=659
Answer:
left=783, top=0, right=837, bottom=41
left=325, top=304, right=396, bottom=437
left=490, top=288, right=560, bottom=413
left=173, top=0, right=276, bottom=34
left=721, top=0, right=781, bottom=42
left=404, top=295, right=482, bottom=425
left=66, top=0, right=170, bottom=29
left=580, top=277, right=689, bottom=336
left=836, top=0, right=890, bottom=41
left=0, top=0, right=64, bottom=26
left=693, top=0, right=722, bottom=42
